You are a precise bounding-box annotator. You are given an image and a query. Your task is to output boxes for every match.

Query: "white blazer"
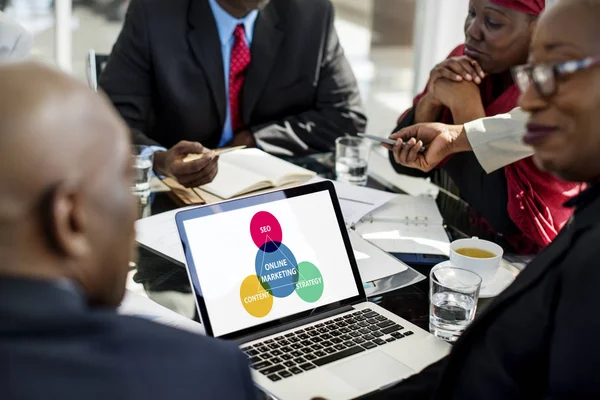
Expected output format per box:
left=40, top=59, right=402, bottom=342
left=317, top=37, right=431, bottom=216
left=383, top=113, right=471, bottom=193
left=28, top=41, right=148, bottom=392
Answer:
left=464, top=107, right=533, bottom=173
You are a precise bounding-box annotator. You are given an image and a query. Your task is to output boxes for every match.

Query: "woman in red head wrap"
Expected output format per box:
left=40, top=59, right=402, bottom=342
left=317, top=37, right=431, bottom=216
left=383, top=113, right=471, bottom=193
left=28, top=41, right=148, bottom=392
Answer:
left=389, top=0, right=579, bottom=254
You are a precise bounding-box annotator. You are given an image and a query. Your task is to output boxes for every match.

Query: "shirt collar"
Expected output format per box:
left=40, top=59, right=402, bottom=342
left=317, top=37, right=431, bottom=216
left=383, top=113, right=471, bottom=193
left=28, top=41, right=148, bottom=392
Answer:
left=208, top=0, right=258, bottom=46
left=564, top=183, right=600, bottom=210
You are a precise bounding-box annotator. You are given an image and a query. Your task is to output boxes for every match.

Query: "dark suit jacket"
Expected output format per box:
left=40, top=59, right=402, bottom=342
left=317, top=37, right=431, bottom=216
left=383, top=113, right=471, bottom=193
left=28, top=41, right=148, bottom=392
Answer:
left=369, top=183, right=600, bottom=399
left=0, top=278, right=256, bottom=400
left=99, top=0, right=366, bottom=155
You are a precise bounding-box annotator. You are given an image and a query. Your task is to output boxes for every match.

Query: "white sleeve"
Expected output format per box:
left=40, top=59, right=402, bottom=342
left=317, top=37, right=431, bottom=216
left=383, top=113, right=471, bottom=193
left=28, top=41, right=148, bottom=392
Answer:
left=464, top=107, right=533, bottom=173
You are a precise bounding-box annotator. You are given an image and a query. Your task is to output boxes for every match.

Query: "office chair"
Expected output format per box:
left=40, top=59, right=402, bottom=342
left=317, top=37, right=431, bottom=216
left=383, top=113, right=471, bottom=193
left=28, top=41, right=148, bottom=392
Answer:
left=86, top=50, right=110, bottom=92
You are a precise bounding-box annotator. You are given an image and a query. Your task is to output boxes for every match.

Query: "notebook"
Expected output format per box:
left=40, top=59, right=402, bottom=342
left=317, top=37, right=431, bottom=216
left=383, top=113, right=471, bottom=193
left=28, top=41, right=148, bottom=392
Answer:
left=355, top=195, right=451, bottom=256
left=200, top=148, right=316, bottom=199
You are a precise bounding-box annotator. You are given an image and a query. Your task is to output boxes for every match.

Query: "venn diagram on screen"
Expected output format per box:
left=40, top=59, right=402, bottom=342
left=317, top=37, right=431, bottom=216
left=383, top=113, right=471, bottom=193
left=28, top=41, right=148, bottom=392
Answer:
left=240, top=211, right=324, bottom=318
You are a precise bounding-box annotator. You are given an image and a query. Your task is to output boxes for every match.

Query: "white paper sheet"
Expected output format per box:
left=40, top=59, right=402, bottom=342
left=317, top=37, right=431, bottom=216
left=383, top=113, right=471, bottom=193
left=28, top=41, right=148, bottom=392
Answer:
left=305, top=177, right=397, bottom=225
left=135, top=207, right=194, bottom=266
left=367, top=151, right=440, bottom=197
left=118, top=290, right=205, bottom=335
left=334, top=182, right=398, bottom=225
left=348, top=230, right=408, bottom=282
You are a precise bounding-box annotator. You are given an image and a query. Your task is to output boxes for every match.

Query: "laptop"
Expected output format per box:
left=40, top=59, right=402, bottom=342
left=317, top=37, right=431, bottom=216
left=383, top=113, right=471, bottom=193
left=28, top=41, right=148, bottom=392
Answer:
left=175, top=181, right=450, bottom=400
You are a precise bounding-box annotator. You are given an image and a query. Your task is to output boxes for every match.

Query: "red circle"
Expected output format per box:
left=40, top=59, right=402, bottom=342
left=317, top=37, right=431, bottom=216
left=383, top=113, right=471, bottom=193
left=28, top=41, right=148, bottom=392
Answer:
left=250, top=211, right=282, bottom=249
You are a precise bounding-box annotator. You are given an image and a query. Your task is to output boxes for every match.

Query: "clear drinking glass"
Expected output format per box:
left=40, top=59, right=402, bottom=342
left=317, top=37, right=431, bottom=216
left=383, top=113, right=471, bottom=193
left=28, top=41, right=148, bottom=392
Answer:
left=335, top=137, right=371, bottom=186
left=429, top=266, right=482, bottom=342
left=132, top=145, right=154, bottom=197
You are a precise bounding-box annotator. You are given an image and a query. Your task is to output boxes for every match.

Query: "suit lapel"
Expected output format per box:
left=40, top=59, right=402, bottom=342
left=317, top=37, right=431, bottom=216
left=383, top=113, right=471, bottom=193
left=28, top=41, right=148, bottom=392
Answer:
left=187, top=0, right=226, bottom=128
left=242, top=5, right=284, bottom=123
left=481, top=225, right=573, bottom=316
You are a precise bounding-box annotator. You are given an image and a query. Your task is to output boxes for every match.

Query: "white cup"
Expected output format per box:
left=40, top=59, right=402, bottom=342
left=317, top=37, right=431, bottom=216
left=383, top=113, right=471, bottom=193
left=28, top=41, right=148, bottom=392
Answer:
left=449, top=237, right=503, bottom=285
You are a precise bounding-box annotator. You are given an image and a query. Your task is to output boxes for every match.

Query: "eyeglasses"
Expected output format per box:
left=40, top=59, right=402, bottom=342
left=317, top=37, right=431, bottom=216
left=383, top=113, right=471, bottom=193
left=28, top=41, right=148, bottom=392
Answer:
left=511, top=56, right=600, bottom=97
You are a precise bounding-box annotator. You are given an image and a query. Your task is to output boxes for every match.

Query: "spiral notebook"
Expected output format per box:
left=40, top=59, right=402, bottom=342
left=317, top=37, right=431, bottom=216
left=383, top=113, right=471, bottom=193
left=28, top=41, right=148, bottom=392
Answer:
left=355, top=195, right=451, bottom=256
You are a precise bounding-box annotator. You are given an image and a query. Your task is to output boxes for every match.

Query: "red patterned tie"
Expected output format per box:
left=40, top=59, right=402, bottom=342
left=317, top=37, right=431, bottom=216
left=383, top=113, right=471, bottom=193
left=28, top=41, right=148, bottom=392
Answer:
left=229, top=24, right=251, bottom=132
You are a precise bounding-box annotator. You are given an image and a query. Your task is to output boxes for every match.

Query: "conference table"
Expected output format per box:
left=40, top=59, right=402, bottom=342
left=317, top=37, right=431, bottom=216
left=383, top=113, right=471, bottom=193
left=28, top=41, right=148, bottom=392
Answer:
left=134, top=152, right=509, bottom=332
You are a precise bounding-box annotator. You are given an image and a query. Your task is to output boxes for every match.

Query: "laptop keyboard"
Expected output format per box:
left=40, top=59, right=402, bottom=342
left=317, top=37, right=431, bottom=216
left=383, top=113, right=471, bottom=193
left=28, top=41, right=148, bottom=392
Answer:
left=241, top=308, right=414, bottom=382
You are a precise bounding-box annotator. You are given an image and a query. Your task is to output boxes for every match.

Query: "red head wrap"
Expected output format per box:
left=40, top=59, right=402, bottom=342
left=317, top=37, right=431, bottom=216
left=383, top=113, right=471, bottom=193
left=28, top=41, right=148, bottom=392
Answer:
left=490, top=0, right=545, bottom=15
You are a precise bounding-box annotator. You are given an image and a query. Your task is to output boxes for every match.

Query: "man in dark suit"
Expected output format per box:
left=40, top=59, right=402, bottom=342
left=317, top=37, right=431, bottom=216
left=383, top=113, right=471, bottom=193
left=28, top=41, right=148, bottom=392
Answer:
left=100, top=0, right=366, bottom=188
left=0, top=63, right=256, bottom=400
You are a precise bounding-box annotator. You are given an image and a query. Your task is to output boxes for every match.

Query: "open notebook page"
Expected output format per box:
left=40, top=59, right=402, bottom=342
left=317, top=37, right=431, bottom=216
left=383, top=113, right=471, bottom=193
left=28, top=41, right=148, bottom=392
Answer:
left=200, top=161, right=273, bottom=199
left=357, top=222, right=450, bottom=256
left=355, top=195, right=449, bottom=256
left=366, top=195, right=444, bottom=225
left=220, top=148, right=315, bottom=186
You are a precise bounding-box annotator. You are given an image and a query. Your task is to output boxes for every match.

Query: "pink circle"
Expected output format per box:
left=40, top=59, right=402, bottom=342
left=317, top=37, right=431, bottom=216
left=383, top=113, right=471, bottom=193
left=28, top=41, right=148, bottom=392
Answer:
left=250, top=211, right=282, bottom=249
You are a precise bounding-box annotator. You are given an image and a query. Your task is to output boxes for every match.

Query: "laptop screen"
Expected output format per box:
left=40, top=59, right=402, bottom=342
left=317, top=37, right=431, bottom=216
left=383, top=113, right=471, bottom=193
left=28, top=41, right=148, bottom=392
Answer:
left=176, top=182, right=363, bottom=339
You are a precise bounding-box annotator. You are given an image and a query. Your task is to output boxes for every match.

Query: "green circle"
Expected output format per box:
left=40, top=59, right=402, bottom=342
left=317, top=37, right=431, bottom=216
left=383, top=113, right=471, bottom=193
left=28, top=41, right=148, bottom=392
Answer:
left=295, top=262, right=324, bottom=303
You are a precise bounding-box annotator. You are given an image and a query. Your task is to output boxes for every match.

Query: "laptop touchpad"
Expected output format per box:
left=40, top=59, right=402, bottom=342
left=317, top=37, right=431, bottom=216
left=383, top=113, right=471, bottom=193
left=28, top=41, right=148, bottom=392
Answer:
left=329, top=351, right=415, bottom=391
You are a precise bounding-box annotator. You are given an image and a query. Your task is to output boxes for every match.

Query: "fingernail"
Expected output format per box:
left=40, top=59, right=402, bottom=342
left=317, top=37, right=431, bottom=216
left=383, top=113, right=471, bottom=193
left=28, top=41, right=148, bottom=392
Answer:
left=475, top=77, right=481, bottom=84
left=480, top=71, right=485, bottom=78
left=417, top=141, right=423, bottom=147
left=466, top=74, right=472, bottom=81
left=456, top=75, right=463, bottom=81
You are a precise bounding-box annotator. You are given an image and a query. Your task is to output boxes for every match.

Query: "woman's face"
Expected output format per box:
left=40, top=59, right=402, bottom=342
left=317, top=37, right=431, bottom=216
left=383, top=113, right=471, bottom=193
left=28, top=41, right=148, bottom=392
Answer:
left=464, top=0, right=535, bottom=74
left=519, top=1, right=600, bottom=183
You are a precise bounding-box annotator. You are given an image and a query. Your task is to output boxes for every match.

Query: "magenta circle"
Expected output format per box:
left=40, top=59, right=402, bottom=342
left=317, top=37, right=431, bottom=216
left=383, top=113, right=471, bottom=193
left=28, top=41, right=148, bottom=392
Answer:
left=250, top=211, right=283, bottom=250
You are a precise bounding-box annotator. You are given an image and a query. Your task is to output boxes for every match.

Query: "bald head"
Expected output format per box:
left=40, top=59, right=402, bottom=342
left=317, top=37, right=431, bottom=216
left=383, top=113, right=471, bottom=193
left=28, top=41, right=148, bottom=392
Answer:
left=0, top=63, right=126, bottom=210
left=550, top=0, right=600, bottom=47
left=0, top=63, right=137, bottom=307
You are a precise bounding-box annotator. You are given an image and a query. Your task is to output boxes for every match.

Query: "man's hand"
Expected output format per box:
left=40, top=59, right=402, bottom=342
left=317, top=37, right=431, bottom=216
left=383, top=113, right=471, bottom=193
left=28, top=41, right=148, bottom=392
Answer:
left=382, top=123, right=471, bottom=172
left=153, top=141, right=219, bottom=188
left=228, top=130, right=257, bottom=148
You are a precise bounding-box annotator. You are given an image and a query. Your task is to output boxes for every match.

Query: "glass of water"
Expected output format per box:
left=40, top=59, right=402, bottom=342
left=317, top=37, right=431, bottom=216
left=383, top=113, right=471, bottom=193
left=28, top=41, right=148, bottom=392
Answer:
left=429, top=266, right=482, bottom=342
left=335, top=137, right=371, bottom=186
left=132, top=145, right=154, bottom=197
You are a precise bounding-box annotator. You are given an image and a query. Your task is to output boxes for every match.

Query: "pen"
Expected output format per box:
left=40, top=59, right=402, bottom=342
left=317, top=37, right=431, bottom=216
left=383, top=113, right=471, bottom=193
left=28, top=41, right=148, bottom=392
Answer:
left=338, top=197, right=375, bottom=206
left=361, top=216, right=409, bottom=224
left=362, top=216, right=429, bottom=224
left=183, top=145, right=246, bottom=163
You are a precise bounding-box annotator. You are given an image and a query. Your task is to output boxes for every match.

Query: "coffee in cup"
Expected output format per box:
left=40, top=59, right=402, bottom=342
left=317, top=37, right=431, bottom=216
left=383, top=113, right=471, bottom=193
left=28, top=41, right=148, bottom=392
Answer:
left=449, top=237, right=503, bottom=284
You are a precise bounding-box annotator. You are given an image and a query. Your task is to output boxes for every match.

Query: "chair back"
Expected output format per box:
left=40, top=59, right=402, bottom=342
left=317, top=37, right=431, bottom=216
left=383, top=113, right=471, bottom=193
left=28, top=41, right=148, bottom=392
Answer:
left=86, top=50, right=110, bottom=92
